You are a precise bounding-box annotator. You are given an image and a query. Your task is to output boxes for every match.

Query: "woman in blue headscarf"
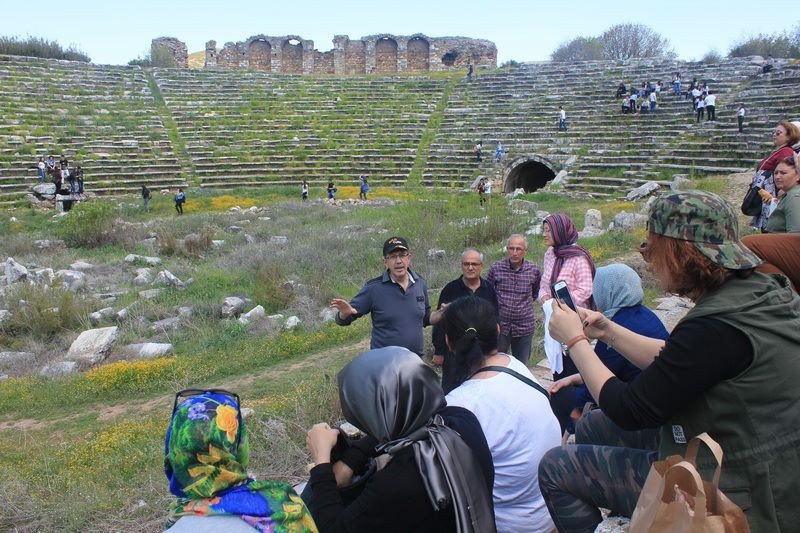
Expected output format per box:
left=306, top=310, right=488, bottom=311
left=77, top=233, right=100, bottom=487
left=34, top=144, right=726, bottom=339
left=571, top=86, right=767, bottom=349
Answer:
left=549, top=264, right=669, bottom=444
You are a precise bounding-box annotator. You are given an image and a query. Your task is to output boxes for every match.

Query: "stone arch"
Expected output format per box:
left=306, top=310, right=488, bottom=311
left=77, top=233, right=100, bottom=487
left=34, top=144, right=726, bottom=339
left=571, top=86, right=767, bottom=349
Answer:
left=281, top=38, right=303, bottom=73
left=407, top=37, right=430, bottom=71
left=502, top=156, right=557, bottom=193
left=375, top=37, right=398, bottom=73
left=247, top=39, right=271, bottom=71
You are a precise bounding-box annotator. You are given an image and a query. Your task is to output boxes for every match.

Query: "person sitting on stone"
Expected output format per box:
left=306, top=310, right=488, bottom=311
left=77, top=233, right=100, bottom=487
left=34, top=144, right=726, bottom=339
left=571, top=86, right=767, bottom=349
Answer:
left=540, top=190, right=800, bottom=532
left=164, top=389, right=318, bottom=532
left=743, top=154, right=800, bottom=291
left=442, top=295, right=561, bottom=532
left=622, top=95, right=631, bottom=114
left=615, top=82, right=626, bottom=98
left=304, top=346, right=496, bottom=533
left=549, top=264, right=669, bottom=436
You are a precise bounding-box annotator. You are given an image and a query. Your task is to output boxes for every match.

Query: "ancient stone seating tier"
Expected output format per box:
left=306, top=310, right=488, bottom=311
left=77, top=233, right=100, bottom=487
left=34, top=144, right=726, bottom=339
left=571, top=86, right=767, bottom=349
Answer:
left=1, top=55, right=798, bottom=204
left=0, top=55, right=185, bottom=205
left=424, top=57, right=798, bottom=196
left=153, top=67, right=449, bottom=188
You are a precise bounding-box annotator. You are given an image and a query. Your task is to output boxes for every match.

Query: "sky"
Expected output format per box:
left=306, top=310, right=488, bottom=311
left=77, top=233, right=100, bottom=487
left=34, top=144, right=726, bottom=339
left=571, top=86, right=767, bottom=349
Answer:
left=2, top=1, right=797, bottom=65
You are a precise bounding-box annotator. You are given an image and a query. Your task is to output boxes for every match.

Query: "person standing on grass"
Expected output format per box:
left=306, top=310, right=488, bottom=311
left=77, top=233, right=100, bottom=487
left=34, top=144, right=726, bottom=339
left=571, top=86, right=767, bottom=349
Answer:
left=475, top=141, right=483, bottom=162
left=301, top=180, right=309, bottom=201
left=487, top=234, right=542, bottom=365
left=327, top=180, right=336, bottom=200
left=174, top=188, right=185, bottom=215
left=429, top=248, right=498, bottom=393
left=142, top=184, right=152, bottom=212
left=330, top=237, right=431, bottom=357
left=359, top=176, right=369, bottom=201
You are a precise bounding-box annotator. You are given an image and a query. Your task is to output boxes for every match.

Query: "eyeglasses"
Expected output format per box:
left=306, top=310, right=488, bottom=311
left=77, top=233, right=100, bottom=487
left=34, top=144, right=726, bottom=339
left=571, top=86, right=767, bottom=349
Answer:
left=507, top=246, right=526, bottom=252
left=462, top=262, right=482, bottom=268
left=773, top=130, right=786, bottom=136
left=638, top=242, right=651, bottom=263
left=172, top=388, right=243, bottom=447
left=385, top=251, right=410, bottom=260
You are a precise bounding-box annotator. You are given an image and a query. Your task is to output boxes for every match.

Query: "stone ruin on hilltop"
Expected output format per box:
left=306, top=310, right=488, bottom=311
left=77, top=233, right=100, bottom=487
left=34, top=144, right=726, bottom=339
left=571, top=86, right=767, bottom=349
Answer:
left=152, top=33, right=497, bottom=75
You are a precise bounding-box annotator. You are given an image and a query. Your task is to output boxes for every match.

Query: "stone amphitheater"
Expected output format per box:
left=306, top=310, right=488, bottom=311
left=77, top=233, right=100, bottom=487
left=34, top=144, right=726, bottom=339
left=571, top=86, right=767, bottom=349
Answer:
left=1, top=54, right=799, bottom=207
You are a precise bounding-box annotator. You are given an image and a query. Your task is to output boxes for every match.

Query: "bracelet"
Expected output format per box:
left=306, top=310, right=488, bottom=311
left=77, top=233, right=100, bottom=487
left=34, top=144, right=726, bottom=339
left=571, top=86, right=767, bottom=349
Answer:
left=565, top=334, right=589, bottom=351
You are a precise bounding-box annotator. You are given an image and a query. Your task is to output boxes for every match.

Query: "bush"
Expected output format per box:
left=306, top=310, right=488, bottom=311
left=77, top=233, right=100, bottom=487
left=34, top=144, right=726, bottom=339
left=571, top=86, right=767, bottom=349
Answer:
left=0, top=35, right=89, bottom=62
left=701, top=49, right=724, bottom=64
left=53, top=201, right=123, bottom=248
left=551, top=37, right=604, bottom=62
left=1, top=284, right=93, bottom=339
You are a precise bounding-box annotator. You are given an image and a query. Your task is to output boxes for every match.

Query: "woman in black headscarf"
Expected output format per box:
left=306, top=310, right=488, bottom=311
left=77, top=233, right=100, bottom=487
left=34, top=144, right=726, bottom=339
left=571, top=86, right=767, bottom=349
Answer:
left=305, top=346, right=496, bottom=533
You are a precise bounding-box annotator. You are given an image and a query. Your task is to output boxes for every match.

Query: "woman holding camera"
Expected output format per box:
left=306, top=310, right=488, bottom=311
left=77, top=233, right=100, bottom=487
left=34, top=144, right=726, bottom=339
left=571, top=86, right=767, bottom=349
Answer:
left=541, top=190, right=800, bottom=532
left=305, top=347, right=496, bottom=533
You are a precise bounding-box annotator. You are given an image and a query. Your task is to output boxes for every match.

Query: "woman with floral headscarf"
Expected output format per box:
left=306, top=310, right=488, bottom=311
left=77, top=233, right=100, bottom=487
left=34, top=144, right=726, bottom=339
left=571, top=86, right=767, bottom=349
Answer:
left=165, top=390, right=318, bottom=532
left=537, top=213, right=597, bottom=434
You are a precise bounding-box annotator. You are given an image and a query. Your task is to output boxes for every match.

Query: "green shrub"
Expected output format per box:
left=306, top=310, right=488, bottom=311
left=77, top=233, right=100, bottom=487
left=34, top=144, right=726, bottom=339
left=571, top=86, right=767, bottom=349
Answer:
left=1, top=284, right=93, bottom=339
left=53, top=201, right=123, bottom=248
left=0, top=35, right=90, bottom=62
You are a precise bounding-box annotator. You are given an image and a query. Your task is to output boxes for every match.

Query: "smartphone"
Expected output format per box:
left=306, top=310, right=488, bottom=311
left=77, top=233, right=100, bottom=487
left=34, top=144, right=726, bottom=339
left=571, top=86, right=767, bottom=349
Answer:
left=551, top=280, right=577, bottom=312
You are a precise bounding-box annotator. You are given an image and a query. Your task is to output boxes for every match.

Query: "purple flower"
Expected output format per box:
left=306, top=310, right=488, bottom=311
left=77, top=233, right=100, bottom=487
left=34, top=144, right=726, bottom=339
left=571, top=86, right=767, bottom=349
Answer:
left=188, top=402, right=210, bottom=420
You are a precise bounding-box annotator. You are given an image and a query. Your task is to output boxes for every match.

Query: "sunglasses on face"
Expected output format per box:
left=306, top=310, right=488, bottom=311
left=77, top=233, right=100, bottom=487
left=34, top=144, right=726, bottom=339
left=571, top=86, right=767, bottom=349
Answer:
left=172, top=388, right=243, bottom=447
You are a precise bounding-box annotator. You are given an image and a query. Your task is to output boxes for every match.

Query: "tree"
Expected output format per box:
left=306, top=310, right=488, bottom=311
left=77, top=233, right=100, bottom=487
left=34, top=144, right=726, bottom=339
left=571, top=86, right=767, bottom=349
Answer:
left=728, top=33, right=800, bottom=58
left=600, top=23, right=674, bottom=60
left=551, top=37, right=604, bottom=62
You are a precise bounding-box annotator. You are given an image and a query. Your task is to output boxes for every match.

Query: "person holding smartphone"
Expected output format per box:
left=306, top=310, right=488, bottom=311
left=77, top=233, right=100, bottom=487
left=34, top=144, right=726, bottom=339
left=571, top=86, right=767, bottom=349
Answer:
left=538, top=214, right=596, bottom=434
left=540, top=190, right=800, bottom=533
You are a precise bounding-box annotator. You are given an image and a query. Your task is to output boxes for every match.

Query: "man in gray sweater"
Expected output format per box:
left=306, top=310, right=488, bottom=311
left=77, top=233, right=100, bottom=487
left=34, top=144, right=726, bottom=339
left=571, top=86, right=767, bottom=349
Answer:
left=331, top=237, right=431, bottom=356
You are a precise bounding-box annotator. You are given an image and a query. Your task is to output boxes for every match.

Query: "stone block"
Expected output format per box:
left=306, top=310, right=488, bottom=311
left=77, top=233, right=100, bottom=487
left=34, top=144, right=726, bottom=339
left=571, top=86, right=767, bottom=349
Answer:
left=625, top=182, right=661, bottom=201
left=238, top=305, right=265, bottom=325
left=152, top=317, right=181, bottom=332
left=55, top=270, right=86, bottom=292
left=139, top=288, right=163, bottom=299
left=222, top=296, right=246, bottom=318
left=5, top=257, right=28, bottom=284
left=125, top=343, right=174, bottom=359
left=40, top=361, right=78, bottom=378
left=153, top=270, right=185, bottom=289
left=67, top=326, right=119, bottom=366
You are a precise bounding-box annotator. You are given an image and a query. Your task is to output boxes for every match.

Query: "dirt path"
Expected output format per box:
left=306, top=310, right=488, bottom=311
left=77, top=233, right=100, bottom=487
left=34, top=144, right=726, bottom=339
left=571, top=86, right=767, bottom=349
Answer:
left=0, top=338, right=371, bottom=431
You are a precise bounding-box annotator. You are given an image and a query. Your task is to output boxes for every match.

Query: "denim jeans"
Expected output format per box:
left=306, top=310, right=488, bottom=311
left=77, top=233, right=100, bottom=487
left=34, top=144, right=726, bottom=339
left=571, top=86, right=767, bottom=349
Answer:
left=497, top=332, right=533, bottom=365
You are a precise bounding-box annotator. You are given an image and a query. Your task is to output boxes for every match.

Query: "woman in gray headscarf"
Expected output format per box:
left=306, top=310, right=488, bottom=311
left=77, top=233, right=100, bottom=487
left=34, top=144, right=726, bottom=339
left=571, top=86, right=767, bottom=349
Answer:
left=305, top=346, right=496, bottom=533
left=549, top=264, right=669, bottom=435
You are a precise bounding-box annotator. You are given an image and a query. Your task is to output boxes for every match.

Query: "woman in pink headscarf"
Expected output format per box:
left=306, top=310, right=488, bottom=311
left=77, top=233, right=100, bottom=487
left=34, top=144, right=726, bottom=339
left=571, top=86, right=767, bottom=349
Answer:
left=538, top=214, right=596, bottom=308
left=538, top=213, right=597, bottom=435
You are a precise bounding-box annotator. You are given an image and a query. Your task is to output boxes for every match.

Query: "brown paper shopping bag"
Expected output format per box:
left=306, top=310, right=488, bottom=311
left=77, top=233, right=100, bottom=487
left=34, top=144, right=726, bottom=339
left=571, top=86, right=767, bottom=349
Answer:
left=628, top=432, right=749, bottom=533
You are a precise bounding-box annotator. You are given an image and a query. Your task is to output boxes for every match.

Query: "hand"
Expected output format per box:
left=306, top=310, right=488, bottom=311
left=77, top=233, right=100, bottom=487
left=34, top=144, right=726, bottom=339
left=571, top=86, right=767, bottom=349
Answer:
left=549, top=373, right=582, bottom=394
left=332, top=461, right=355, bottom=488
left=330, top=298, right=357, bottom=319
left=431, top=354, right=445, bottom=366
left=576, top=307, right=612, bottom=341
left=757, top=189, right=773, bottom=202
left=548, top=300, right=585, bottom=343
left=429, top=302, right=449, bottom=325
left=306, top=423, right=340, bottom=465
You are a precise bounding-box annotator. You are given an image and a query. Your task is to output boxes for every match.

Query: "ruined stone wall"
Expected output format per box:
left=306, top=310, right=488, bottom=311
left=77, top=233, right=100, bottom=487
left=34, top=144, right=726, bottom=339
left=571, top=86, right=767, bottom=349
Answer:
left=203, top=34, right=496, bottom=75
left=151, top=37, right=188, bottom=68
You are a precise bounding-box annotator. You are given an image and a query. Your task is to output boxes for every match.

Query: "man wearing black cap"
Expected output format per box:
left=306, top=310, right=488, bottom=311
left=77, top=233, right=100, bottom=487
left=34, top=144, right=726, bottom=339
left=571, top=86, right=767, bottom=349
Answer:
left=330, top=237, right=431, bottom=357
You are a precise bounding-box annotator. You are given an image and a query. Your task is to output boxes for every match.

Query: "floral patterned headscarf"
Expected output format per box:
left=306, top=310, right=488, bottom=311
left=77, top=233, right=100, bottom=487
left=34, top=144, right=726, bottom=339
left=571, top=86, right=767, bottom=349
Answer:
left=164, top=391, right=318, bottom=532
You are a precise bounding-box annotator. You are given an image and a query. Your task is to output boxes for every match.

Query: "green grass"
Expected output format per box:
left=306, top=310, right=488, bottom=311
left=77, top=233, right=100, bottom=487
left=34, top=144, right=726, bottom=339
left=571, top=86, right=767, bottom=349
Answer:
left=0, top=186, right=661, bottom=530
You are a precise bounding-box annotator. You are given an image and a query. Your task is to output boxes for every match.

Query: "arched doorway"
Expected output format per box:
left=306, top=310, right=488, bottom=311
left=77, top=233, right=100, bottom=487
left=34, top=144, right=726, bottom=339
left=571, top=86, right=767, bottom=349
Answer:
left=375, top=37, right=398, bottom=73
left=503, top=156, right=557, bottom=193
left=282, top=38, right=303, bottom=73
left=407, top=37, right=429, bottom=71
left=248, top=39, right=271, bottom=71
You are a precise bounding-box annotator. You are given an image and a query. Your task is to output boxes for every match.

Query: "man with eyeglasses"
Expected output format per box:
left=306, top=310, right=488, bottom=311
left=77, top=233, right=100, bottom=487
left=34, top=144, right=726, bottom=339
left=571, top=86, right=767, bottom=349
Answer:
left=429, top=248, right=498, bottom=392
left=487, top=234, right=542, bottom=365
left=331, top=236, right=431, bottom=357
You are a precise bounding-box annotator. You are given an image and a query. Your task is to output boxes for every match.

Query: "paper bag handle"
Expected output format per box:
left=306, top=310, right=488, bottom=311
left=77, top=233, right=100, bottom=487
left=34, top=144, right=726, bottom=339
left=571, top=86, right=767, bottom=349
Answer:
left=662, top=460, right=708, bottom=523
left=685, top=432, right=723, bottom=488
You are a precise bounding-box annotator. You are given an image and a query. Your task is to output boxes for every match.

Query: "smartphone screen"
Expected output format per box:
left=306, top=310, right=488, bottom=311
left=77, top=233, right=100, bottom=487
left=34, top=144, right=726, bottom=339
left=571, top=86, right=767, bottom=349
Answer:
left=551, top=280, right=577, bottom=312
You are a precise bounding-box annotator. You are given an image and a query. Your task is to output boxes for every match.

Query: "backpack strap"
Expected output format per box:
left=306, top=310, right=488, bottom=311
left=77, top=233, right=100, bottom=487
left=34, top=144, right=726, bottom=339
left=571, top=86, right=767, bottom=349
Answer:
left=469, top=365, right=549, bottom=397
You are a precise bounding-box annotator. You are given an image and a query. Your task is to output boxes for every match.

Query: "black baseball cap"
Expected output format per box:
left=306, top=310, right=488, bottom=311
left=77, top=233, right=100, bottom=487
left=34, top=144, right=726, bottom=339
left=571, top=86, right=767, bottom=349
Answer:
left=383, top=237, right=409, bottom=256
